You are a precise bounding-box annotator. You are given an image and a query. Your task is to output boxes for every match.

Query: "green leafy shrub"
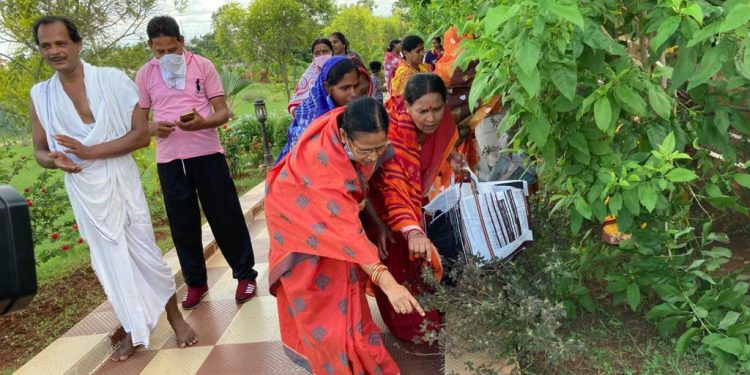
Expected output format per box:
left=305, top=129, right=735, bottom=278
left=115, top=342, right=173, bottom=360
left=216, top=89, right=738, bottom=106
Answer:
left=221, top=112, right=291, bottom=176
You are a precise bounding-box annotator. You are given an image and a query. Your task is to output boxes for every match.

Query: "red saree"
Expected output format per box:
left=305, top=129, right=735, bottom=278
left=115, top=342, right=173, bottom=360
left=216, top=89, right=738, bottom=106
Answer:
left=368, top=98, right=458, bottom=342
left=267, top=107, right=399, bottom=375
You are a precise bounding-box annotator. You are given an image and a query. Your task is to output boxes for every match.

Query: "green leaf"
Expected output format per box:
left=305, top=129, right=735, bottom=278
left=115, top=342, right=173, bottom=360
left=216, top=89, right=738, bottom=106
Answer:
left=518, top=39, right=542, bottom=75
left=733, top=173, right=750, bottom=189
left=719, top=311, right=741, bottom=330
left=648, top=86, right=673, bottom=120
left=527, top=116, right=550, bottom=149
left=687, top=22, right=721, bottom=47
left=570, top=207, right=583, bottom=234
left=682, top=3, right=704, bottom=24
left=719, top=4, right=750, bottom=33
left=568, top=132, right=589, bottom=154
left=551, top=65, right=577, bottom=101
left=666, top=168, right=698, bottom=182
left=627, top=283, right=641, bottom=311
left=745, top=39, right=750, bottom=79
left=638, top=184, right=658, bottom=213
left=549, top=2, right=585, bottom=29
left=650, top=16, right=681, bottom=52
left=676, top=327, right=699, bottom=355
left=609, top=192, right=623, bottom=215
left=710, top=337, right=743, bottom=356
left=516, top=67, right=541, bottom=97
left=484, top=5, right=518, bottom=34
left=670, top=46, right=696, bottom=91
left=594, top=96, right=612, bottom=132
left=614, top=86, right=647, bottom=116
left=688, top=46, right=725, bottom=90
left=574, top=196, right=593, bottom=220
left=645, top=303, right=682, bottom=320
left=661, top=132, right=676, bottom=154
left=622, top=189, right=640, bottom=216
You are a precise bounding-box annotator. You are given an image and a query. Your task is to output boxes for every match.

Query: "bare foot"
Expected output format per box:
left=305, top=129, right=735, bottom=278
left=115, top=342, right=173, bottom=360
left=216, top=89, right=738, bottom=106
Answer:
left=110, top=333, right=139, bottom=361
left=169, top=318, right=198, bottom=348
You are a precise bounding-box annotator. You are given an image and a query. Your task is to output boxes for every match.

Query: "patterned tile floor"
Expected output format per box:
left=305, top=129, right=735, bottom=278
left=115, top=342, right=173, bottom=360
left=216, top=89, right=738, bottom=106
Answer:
left=79, top=213, right=446, bottom=375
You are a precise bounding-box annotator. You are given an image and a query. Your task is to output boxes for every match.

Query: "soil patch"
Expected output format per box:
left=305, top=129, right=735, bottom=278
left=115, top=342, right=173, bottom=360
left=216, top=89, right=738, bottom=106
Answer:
left=0, top=266, right=105, bottom=373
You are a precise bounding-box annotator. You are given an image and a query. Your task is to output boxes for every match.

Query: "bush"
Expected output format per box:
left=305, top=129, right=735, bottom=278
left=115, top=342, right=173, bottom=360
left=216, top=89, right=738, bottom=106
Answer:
left=420, top=196, right=581, bottom=372
left=221, top=112, right=291, bottom=176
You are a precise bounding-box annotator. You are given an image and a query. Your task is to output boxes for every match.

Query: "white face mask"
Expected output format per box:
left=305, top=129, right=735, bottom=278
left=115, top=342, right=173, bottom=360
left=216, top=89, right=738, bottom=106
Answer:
left=158, top=53, right=185, bottom=74
left=313, top=54, right=332, bottom=68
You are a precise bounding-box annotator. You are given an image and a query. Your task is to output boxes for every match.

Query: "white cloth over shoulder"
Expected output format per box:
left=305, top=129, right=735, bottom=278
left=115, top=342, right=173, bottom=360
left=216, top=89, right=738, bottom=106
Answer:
left=30, top=62, right=175, bottom=347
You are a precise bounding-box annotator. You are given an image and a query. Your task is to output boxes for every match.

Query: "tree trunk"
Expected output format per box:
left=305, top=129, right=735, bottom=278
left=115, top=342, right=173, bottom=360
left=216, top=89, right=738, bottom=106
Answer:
left=279, top=52, right=291, bottom=102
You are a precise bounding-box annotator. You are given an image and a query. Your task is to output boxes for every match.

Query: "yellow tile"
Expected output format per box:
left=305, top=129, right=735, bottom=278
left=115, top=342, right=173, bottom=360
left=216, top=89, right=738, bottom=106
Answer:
left=217, top=314, right=281, bottom=344
left=236, top=296, right=278, bottom=318
left=203, top=269, right=235, bottom=302
left=14, top=334, right=108, bottom=375
left=147, top=314, right=176, bottom=350
left=206, top=252, right=229, bottom=268
left=140, top=346, right=213, bottom=375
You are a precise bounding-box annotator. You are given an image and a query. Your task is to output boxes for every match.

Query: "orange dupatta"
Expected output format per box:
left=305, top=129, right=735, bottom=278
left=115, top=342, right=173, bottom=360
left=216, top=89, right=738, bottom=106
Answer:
left=267, top=107, right=381, bottom=287
left=266, top=107, right=400, bottom=374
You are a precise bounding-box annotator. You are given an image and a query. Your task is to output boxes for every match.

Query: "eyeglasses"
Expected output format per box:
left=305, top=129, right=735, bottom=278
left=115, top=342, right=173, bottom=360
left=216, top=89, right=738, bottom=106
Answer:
left=348, top=140, right=390, bottom=157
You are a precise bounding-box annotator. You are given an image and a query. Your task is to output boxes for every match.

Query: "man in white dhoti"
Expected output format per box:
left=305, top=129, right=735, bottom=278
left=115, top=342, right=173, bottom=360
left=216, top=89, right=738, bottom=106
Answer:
left=29, top=16, right=197, bottom=361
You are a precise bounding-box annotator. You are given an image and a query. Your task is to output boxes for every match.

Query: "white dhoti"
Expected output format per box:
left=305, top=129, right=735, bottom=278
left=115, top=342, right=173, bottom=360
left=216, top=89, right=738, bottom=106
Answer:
left=31, top=62, right=175, bottom=347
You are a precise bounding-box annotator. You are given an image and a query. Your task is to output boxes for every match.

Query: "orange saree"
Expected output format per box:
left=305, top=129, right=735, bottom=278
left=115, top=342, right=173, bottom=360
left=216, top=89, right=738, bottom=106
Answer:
left=367, top=98, right=458, bottom=342
left=267, top=107, right=399, bottom=375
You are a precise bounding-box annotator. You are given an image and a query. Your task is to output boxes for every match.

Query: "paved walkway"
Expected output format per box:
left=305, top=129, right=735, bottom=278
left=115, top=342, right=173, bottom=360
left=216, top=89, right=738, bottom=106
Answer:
left=15, top=183, right=513, bottom=374
left=88, top=212, right=442, bottom=375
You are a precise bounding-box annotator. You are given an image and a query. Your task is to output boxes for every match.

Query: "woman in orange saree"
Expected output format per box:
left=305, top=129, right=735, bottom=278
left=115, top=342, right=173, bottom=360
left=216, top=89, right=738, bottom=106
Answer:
left=386, top=35, right=429, bottom=110
left=267, top=97, right=425, bottom=375
left=368, top=73, right=464, bottom=344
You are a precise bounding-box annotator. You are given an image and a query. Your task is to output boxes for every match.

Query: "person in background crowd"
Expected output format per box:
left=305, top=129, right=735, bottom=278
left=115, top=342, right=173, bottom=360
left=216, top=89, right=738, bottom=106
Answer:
left=267, top=97, right=420, bottom=375
left=386, top=35, right=428, bottom=110
left=135, top=16, right=259, bottom=310
left=383, top=39, right=402, bottom=99
left=29, top=15, right=196, bottom=361
left=423, top=36, right=444, bottom=71
left=370, top=61, right=385, bottom=103
left=329, top=31, right=364, bottom=67
left=288, top=38, right=333, bottom=117
left=277, top=56, right=360, bottom=162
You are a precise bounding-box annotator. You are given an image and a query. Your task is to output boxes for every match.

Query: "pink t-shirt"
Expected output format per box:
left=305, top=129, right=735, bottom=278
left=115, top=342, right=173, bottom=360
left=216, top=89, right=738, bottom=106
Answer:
left=135, top=51, right=225, bottom=163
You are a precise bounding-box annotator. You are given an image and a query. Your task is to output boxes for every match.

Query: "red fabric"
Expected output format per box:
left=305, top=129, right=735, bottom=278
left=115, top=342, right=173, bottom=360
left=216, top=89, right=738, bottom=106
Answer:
left=366, top=97, right=458, bottom=342
left=266, top=107, right=398, bottom=374
left=378, top=98, right=458, bottom=232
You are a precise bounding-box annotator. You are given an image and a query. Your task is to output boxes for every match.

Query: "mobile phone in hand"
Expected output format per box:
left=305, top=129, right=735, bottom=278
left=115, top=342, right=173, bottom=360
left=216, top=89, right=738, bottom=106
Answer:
left=180, top=111, right=196, bottom=122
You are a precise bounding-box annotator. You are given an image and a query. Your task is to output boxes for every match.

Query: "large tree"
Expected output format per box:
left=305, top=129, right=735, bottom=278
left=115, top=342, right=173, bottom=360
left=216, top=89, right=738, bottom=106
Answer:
left=323, top=5, right=409, bottom=65
left=212, top=0, right=334, bottom=100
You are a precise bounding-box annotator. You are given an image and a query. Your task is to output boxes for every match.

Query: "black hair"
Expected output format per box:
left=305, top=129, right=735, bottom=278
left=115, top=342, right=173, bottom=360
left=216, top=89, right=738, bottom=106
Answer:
left=330, top=32, right=349, bottom=54
left=387, top=39, right=401, bottom=52
left=33, top=16, right=82, bottom=46
left=369, top=61, right=382, bottom=73
left=432, top=36, right=442, bottom=44
left=340, top=97, right=389, bottom=138
left=401, top=35, right=424, bottom=53
left=310, top=38, right=333, bottom=54
left=325, top=58, right=359, bottom=86
left=404, top=73, right=447, bottom=104
left=146, top=16, right=181, bottom=41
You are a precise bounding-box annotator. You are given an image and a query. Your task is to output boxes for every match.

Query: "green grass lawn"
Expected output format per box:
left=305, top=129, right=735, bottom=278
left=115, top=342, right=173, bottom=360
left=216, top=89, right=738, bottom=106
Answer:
left=232, top=82, right=290, bottom=117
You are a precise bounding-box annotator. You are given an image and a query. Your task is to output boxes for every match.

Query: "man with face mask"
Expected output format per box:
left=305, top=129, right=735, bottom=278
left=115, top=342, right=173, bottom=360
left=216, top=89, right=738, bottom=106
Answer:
left=29, top=15, right=196, bottom=361
left=135, top=16, right=258, bottom=310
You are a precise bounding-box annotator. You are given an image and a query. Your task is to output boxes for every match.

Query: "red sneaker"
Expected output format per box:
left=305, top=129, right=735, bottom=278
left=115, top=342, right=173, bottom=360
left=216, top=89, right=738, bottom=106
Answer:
left=181, top=284, right=208, bottom=309
left=236, top=279, right=257, bottom=304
